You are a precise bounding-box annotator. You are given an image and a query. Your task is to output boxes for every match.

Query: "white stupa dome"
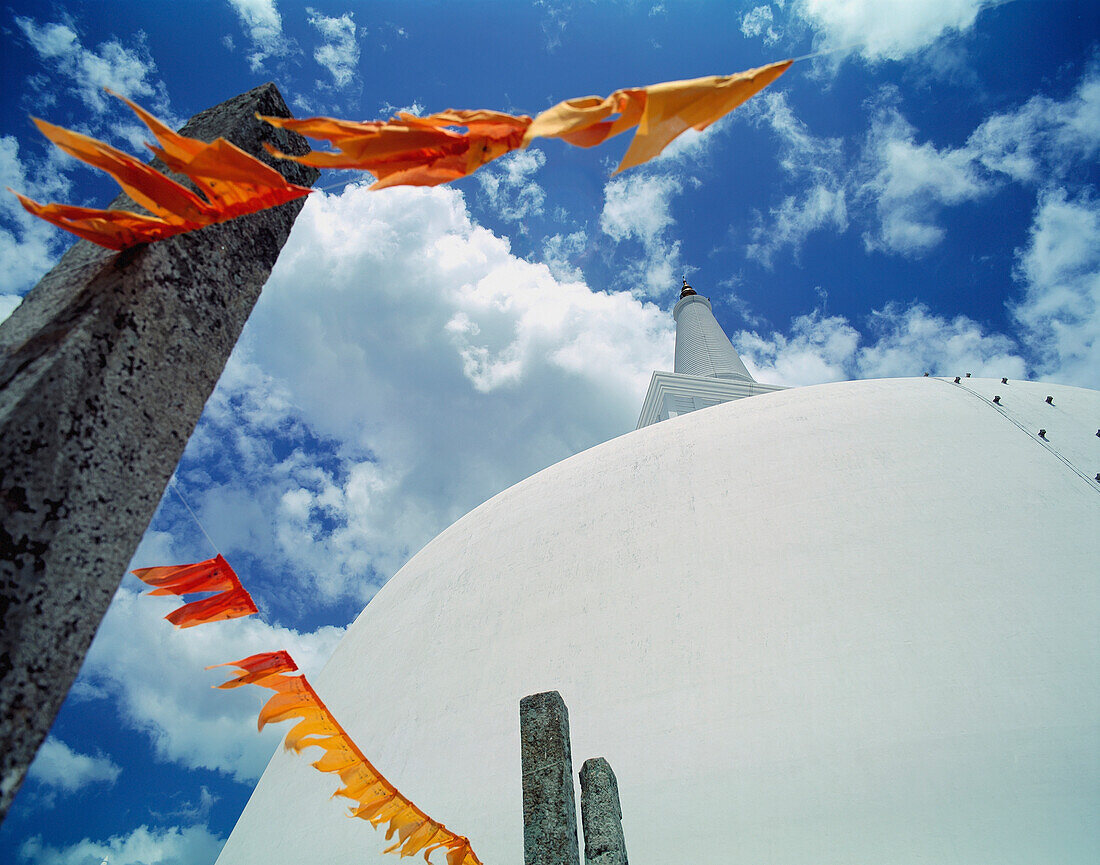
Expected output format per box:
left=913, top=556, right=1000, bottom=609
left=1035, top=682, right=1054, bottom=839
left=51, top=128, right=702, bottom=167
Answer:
left=218, top=373, right=1099, bottom=865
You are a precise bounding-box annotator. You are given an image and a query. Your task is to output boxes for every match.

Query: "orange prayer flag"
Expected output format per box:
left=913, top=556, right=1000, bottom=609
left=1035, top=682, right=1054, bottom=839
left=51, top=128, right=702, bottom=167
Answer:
left=209, top=650, right=299, bottom=686
left=525, top=59, right=794, bottom=173
left=213, top=653, right=483, bottom=865
left=521, top=91, right=645, bottom=151
left=166, top=585, right=257, bottom=628
left=131, top=554, right=258, bottom=628
left=9, top=90, right=312, bottom=251
left=260, top=109, right=533, bottom=190
left=263, top=60, right=792, bottom=189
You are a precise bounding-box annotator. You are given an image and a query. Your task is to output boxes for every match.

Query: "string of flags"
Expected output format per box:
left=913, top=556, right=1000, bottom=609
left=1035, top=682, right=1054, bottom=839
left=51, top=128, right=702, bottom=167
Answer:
left=10, top=59, right=792, bottom=251
left=12, top=92, right=313, bottom=251
left=130, top=555, right=482, bottom=864
left=131, top=555, right=257, bottom=628
left=213, top=652, right=483, bottom=864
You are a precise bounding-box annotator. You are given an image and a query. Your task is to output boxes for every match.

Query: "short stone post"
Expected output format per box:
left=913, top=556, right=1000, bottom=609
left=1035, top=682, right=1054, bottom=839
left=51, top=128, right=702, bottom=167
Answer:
left=0, top=82, right=318, bottom=820
left=579, top=758, right=628, bottom=865
left=520, top=690, right=581, bottom=865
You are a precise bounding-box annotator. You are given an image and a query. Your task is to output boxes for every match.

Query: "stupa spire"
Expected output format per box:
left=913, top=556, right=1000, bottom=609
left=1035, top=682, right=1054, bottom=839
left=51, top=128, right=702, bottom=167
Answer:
left=636, top=275, right=783, bottom=429
left=673, top=277, right=754, bottom=381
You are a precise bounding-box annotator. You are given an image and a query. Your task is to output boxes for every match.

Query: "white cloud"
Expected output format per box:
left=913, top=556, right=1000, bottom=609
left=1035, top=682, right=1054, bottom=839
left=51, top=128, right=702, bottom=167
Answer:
left=743, top=66, right=1100, bottom=262
left=307, top=8, right=360, bottom=89
left=857, top=303, right=1026, bottom=379
left=599, top=172, right=683, bottom=295
left=856, top=106, right=988, bottom=255
left=750, top=90, right=844, bottom=177
left=175, top=185, right=672, bottom=602
left=741, top=5, right=781, bottom=44
left=793, top=0, right=988, bottom=62
left=966, top=66, right=1100, bottom=183
left=26, top=738, right=121, bottom=794
left=379, top=99, right=426, bottom=118
left=15, top=17, right=168, bottom=116
left=748, top=186, right=848, bottom=267
left=736, top=302, right=1026, bottom=386
left=853, top=66, right=1100, bottom=258
left=1054, top=69, right=1100, bottom=158
left=77, top=586, right=343, bottom=782
left=745, top=91, right=848, bottom=265
left=150, top=786, right=219, bottom=824
left=0, top=136, right=71, bottom=297
left=477, top=149, right=548, bottom=224
left=540, top=230, right=588, bottom=282
left=20, top=823, right=224, bottom=865
left=1011, top=187, right=1100, bottom=388
left=225, top=0, right=292, bottom=72
left=965, top=95, right=1056, bottom=183
left=737, top=311, right=860, bottom=385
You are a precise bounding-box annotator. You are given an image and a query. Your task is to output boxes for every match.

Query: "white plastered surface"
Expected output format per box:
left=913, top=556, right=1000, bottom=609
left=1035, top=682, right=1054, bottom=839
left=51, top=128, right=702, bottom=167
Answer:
left=218, top=377, right=1100, bottom=865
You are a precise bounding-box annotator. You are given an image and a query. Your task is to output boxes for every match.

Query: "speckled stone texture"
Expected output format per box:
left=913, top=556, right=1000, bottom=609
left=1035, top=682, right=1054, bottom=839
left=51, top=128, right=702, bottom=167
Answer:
left=579, top=758, right=628, bottom=865
left=0, top=82, right=319, bottom=820
left=521, top=691, right=580, bottom=865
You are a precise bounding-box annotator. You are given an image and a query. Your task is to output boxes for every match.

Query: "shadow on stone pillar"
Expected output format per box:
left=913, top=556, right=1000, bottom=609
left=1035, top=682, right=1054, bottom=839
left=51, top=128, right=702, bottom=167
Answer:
left=579, top=757, right=628, bottom=865
left=0, top=83, right=319, bottom=820
left=520, top=690, right=581, bottom=865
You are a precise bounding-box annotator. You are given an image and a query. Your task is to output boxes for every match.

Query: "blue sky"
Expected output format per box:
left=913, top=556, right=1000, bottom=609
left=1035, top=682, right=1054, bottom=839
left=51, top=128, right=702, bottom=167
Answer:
left=1, top=1, right=1098, bottom=863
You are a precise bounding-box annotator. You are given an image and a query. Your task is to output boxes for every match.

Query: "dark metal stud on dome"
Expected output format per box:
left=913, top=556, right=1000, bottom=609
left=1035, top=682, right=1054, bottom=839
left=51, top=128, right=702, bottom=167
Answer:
left=679, top=277, right=697, bottom=299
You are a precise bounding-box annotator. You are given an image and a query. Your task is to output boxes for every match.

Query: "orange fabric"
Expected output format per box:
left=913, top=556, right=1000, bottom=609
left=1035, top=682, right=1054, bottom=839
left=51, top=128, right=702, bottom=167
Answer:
left=9, top=90, right=312, bottom=250
left=14, top=64, right=791, bottom=244
left=212, top=653, right=483, bottom=865
left=264, top=61, right=791, bottom=186
left=261, top=109, right=533, bottom=190
left=525, top=59, right=794, bottom=173
left=131, top=554, right=258, bottom=628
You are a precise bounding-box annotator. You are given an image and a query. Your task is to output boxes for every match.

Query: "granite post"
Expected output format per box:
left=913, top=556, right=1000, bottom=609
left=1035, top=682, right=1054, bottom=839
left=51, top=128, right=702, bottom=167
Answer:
left=579, top=758, right=628, bottom=865
left=520, top=690, right=581, bottom=865
left=0, top=82, right=319, bottom=820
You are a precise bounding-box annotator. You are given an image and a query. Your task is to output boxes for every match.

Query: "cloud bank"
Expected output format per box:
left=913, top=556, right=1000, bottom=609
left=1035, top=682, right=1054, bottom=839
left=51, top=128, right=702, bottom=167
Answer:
left=175, top=184, right=673, bottom=607
left=740, top=0, right=993, bottom=63
left=736, top=301, right=1027, bottom=386
left=795, top=0, right=989, bottom=62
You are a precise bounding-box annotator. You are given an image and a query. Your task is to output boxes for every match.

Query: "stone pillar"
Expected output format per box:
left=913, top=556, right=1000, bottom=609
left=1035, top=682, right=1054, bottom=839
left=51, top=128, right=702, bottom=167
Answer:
left=520, top=690, right=580, bottom=865
left=0, top=82, right=319, bottom=820
left=579, top=758, right=628, bottom=865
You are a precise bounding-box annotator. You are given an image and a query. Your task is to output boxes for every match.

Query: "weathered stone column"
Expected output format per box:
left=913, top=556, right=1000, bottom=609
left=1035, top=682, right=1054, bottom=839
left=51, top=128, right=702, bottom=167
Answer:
left=0, top=82, right=319, bottom=820
left=579, top=758, right=628, bottom=865
left=520, top=690, right=581, bottom=865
